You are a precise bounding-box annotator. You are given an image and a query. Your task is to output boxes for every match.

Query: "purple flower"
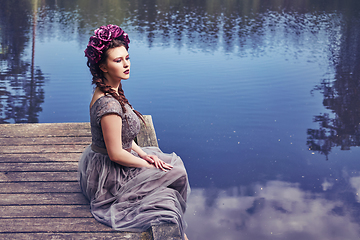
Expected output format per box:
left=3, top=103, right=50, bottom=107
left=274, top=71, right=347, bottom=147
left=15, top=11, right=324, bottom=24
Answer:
left=121, top=33, right=130, bottom=46
left=88, top=36, right=107, bottom=51
left=85, top=24, right=131, bottom=64
left=94, top=26, right=112, bottom=41
left=108, top=24, right=124, bottom=39
left=84, top=46, right=101, bottom=64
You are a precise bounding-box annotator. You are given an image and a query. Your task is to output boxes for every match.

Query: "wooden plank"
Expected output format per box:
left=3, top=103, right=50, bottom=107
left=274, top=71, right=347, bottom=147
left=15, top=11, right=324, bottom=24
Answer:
left=0, top=232, right=150, bottom=240
left=0, top=172, right=77, bottom=182
left=151, top=224, right=182, bottom=240
left=0, top=153, right=81, bottom=163
left=0, top=162, right=78, bottom=172
left=0, top=182, right=80, bottom=193
left=0, top=205, right=92, bottom=218
left=0, top=218, right=142, bottom=232
left=0, top=122, right=91, bottom=138
left=1, top=145, right=88, bottom=154
left=137, top=115, right=159, bottom=147
left=0, top=193, right=87, bottom=205
left=0, top=136, right=91, bottom=146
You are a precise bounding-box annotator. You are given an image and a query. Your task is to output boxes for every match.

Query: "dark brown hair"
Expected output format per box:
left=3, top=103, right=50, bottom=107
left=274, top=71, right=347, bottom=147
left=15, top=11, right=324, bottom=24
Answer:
left=87, top=39, right=144, bottom=124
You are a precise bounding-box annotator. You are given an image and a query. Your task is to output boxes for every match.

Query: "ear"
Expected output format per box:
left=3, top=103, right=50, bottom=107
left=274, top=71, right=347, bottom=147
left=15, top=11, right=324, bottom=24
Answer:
left=99, top=63, right=108, bottom=73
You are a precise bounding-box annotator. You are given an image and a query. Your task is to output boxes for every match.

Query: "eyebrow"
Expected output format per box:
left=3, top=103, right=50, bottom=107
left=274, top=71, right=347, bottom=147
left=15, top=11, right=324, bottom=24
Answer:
left=114, top=54, right=129, bottom=59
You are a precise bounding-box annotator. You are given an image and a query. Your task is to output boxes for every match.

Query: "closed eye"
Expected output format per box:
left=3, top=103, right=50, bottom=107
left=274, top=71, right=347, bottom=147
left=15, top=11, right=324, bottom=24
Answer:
left=114, top=56, right=130, bottom=63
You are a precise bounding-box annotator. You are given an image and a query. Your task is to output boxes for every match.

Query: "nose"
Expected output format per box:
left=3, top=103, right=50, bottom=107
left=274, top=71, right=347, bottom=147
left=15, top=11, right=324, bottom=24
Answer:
left=123, top=59, right=129, bottom=68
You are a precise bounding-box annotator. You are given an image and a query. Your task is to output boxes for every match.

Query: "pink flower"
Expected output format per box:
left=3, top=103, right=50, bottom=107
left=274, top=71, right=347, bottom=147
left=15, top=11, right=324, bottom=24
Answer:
left=84, top=46, right=101, bottom=64
left=85, top=24, right=130, bottom=64
left=88, top=36, right=107, bottom=51
left=94, top=26, right=112, bottom=41
left=108, top=24, right=124, bottom=39
left=122, top=33, right=130, bottom=46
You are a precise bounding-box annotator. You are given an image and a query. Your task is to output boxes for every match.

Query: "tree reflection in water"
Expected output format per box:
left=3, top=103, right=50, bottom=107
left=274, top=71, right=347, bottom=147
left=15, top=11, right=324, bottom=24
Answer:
left=307, top=5, right=360, bottom=159
left=0, top=0, right=45, bottom=123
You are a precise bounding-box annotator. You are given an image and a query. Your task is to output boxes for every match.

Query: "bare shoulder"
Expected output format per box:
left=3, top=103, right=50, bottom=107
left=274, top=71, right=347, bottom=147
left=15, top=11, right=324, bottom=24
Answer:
left=90, top=88, right=105, bottom=108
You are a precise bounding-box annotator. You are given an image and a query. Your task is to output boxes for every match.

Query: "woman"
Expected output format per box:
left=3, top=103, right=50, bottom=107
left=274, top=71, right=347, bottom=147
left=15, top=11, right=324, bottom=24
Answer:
left=78, top=24, right=190, bottom=239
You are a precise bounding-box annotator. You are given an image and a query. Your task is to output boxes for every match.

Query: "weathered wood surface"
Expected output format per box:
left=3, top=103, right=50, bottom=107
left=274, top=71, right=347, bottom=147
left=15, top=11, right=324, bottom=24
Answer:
left=0, top=116, right=181, bottom=240
left=137, top=115, right=159, bottom=148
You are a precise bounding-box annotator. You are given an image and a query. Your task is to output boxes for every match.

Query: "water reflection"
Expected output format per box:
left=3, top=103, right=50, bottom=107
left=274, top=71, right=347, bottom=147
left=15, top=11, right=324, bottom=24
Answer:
left=307, top=7, right=360, bottom=159
left=1, top=1, right=360, bottom=238
left=0, top=0, right=45, bottom=123
left=186, top=177, right=360, bottom=240
left=1, top=0, right=359, bottom=125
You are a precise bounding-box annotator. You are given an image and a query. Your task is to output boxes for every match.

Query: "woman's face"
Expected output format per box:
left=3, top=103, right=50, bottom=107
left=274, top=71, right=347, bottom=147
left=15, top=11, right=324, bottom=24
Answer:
left=100, top=46, right=130, bottom=81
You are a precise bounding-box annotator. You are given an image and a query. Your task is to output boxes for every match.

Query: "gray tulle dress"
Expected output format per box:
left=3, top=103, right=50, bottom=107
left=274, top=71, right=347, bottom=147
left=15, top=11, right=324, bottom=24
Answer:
left=78, top=95, right=190, bottom=237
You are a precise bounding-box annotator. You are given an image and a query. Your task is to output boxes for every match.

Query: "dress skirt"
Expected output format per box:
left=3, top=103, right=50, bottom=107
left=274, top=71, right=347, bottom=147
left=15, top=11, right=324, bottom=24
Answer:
left=78, top=145, right=190, bottom=237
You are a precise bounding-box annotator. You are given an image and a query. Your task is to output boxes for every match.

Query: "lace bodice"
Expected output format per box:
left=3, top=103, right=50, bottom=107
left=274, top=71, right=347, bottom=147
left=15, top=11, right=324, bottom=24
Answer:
left=90, top=95, right=141, bottom=150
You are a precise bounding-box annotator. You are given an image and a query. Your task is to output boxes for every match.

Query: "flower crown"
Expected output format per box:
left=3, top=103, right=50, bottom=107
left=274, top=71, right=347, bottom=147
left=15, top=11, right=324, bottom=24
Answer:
left=84, top=24, right=130, bottom=64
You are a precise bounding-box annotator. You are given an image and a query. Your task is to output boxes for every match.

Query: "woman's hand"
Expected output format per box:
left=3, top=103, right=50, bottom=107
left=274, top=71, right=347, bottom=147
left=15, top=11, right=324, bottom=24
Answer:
left=141, top=155, right=173, bottom=171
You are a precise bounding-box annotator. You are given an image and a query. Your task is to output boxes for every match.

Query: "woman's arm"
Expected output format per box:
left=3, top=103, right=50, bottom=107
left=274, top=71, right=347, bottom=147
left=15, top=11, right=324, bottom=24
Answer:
left=131, top=140, right=148, bottom=158
left=101, top=114, right=153, bottom=168
left=131, top=140, right=173, bottom=171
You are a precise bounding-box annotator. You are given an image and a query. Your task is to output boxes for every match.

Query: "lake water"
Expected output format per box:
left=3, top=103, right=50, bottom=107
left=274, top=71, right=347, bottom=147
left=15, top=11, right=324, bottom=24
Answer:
left=1, top=0, right=360, bottom=239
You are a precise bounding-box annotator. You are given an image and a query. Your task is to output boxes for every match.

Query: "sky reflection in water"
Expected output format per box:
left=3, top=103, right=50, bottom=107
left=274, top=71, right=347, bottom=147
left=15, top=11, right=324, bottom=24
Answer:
left=187, top=178, right=360, bottom=240
left=1, top=0, right=360, bottom=239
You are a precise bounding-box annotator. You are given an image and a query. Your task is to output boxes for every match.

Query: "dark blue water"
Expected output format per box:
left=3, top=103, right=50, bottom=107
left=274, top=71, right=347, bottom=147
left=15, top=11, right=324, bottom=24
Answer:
left=1, top=0, right=360, bottom=239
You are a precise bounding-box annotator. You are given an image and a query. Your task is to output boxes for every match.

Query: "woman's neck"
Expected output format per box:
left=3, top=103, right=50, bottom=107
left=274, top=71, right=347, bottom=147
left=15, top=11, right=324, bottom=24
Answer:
left=103, top=76, right=121, bottom=93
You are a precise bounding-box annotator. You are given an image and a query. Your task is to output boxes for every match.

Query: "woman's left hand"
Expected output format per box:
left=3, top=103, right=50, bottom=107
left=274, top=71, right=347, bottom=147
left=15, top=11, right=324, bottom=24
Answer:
left=141, top=155, right=173, bottom=171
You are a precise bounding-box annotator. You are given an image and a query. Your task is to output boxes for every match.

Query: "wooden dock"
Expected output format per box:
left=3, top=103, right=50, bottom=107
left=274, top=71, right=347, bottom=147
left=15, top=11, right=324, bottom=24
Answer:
left=0, top=116, right=182, bottom=239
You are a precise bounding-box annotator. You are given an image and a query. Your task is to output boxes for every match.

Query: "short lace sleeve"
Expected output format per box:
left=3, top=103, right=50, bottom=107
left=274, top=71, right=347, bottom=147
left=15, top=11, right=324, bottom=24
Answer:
left=90, top=94, right=140, bottom=150
left=95, top=95, right=123, bottom=125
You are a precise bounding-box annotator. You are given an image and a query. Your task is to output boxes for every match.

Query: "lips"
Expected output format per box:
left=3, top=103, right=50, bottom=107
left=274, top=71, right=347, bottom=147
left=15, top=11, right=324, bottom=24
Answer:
left=124, top=70, right=130, bottom=74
